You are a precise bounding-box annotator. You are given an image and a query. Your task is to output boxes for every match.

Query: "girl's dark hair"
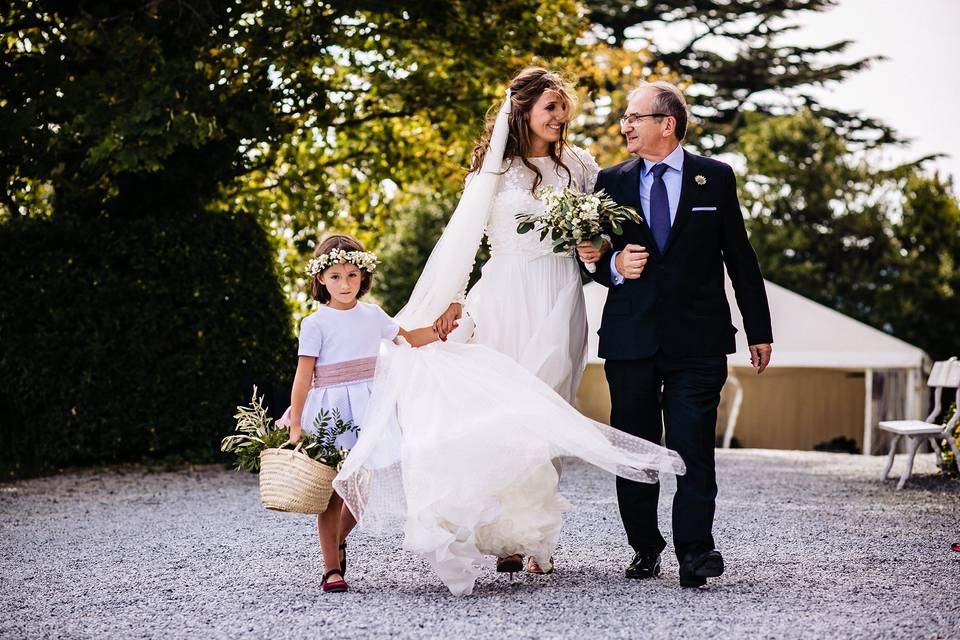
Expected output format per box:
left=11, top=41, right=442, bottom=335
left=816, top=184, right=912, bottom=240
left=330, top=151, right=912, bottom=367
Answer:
left=311, top=234, right=373, bottom=303
left=467, top=67, right=579, bottom=193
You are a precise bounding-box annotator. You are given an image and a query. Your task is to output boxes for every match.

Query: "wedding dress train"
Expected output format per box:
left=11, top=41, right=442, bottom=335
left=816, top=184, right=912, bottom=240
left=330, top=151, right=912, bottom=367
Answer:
left=333, top=340, right=685, bottom=596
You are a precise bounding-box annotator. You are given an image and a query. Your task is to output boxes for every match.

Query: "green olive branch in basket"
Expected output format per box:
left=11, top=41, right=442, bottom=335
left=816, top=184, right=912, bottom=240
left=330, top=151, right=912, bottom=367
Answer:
left=221, top=387, right=360, bottom=473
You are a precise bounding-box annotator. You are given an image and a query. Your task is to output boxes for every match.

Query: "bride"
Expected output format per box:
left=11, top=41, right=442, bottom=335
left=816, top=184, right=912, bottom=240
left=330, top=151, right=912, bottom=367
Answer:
left=433, top=67, right=596, bottom=408
left=332, top=68, right=685, bottom=596
left=433, top=67, right=594, bottom=576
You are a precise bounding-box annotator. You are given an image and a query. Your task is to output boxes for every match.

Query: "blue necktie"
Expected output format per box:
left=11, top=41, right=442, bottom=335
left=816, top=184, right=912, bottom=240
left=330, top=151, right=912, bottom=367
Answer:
left=649, top=163, right=670, bottom=253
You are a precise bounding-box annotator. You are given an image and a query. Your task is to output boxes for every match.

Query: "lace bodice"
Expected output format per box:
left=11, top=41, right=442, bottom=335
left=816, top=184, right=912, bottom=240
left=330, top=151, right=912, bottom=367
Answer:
left=483, top=145, right=600, bottom=258
left=452, top=145, right=600, bottom=305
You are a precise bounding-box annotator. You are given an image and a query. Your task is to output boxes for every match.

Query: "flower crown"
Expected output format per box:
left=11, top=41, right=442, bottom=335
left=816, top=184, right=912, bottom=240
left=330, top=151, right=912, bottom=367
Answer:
left=306, top=248, right=379, bottom=277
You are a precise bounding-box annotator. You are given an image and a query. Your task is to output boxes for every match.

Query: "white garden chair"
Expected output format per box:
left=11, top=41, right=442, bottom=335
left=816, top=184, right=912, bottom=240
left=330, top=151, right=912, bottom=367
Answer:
left=879, top=357, right=960, bottom=490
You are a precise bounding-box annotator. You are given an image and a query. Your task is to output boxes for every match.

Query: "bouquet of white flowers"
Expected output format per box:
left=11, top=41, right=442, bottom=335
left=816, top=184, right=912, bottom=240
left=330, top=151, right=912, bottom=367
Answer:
left=515, top=187, right=643, bottom=272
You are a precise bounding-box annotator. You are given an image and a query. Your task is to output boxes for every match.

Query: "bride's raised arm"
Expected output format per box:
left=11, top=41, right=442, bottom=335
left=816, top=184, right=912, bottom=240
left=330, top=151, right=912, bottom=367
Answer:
left=396, top=91, right=511, bottom=334
left=431, top=170, right=485, bottom=338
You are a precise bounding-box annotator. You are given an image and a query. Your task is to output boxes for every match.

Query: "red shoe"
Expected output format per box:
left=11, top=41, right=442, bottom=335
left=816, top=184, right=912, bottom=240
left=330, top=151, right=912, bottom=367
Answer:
left=951, top=543, right=960, bottom=552
left=321, top=569, right=348, bottom=593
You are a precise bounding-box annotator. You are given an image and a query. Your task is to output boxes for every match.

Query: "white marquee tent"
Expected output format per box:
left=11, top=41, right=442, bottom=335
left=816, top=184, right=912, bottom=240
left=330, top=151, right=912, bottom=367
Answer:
left=579, top=279, right=930, bottom=454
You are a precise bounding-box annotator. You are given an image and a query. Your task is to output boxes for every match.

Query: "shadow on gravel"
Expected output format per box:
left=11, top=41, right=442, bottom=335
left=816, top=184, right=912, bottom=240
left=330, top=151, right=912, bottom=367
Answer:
left=848, top=474, right=959, bottom=493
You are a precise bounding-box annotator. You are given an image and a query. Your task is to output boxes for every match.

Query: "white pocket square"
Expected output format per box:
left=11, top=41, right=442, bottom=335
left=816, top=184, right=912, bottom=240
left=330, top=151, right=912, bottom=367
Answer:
left=691, top=206, right=717, bottom=212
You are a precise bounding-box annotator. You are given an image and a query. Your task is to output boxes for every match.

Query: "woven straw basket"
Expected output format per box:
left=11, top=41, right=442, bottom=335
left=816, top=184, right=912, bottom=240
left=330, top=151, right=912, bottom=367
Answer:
left=259, top=444, right=337, bottom=514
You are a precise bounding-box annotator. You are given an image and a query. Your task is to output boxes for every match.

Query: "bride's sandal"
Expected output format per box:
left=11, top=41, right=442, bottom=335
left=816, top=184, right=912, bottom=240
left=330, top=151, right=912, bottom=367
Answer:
left=339, top=542, right=347, bottom=576
left=321, top=569, right=348, bottom=593
left=496, top=554, right=524, bottom=580
left=526, top=556, right=555, bottom=575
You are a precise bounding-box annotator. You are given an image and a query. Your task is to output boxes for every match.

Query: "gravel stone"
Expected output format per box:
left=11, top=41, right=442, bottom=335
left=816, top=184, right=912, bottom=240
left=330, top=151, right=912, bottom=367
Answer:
left=1, top=450, right=957, bottom=639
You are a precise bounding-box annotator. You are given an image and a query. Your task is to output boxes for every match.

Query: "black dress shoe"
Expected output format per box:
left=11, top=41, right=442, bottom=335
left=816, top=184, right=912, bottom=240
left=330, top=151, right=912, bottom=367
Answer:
left=679, top=549, right=724, bottom=588
left=625, top=550, right=661, bottom=579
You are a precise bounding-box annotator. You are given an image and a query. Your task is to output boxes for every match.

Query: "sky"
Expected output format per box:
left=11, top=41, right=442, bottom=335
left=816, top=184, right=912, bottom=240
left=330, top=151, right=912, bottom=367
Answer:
left=791, top=0, right=959, bottom=183
left=633, top=0, right=959, bottom=184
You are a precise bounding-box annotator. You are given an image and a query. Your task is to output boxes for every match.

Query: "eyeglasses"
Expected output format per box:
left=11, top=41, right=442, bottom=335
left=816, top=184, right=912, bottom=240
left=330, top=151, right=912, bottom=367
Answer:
left=619, top=113, right=669, bottom=126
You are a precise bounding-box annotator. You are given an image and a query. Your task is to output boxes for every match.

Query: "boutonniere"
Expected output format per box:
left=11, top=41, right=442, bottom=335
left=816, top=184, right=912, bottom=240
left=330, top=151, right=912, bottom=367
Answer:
left=695, top=175, right=707, bottom=186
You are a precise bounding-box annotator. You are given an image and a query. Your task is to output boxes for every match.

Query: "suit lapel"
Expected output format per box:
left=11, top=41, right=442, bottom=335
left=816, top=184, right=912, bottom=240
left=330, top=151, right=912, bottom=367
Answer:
left=616, top=158, right=643, bottom=213
left=662, top=150, right=702, bottom=256
left=614, top=158, right=654, bottom=248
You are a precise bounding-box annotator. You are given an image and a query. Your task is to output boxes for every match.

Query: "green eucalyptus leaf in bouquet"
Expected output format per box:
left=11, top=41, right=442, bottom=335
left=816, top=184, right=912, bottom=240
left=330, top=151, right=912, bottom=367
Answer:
left=514, top=187, right=643, bottom=261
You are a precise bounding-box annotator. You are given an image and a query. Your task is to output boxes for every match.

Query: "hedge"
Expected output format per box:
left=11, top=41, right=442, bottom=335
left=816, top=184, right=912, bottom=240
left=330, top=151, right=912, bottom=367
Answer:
left=0, top=211, right=295, bottom=478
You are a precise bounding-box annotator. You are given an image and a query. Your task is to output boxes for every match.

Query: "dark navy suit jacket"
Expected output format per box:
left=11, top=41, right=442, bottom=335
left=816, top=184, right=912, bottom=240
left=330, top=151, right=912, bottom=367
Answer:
left=588, top=150, right=773, bottom=360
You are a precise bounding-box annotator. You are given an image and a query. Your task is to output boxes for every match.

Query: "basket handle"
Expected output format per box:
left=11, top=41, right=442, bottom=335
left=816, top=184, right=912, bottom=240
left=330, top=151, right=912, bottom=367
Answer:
left=276, top=440, right=305, bottom=454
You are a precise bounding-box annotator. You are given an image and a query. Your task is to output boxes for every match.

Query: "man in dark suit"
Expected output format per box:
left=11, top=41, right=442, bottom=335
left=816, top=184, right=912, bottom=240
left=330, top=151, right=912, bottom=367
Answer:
left=577, top=81, right=773, bottom=588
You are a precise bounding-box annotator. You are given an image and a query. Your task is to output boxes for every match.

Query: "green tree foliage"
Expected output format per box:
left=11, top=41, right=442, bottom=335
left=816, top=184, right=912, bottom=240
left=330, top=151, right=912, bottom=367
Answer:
left=584, top=0, right=898, bottom=151
left=221, top=0, right=585, bottom=236
left=2, top=0, right=589, bottom=319
left=3, top=0, right=584, bottom=223
left=881, top=174, right=960, bottom=357
left=2, top=1, right=286, bottom=218
left=735, top=110, right=960, bottom=358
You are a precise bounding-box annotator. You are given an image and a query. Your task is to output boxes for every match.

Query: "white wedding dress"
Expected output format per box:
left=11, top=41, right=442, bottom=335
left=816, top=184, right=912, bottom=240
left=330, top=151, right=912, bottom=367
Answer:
left=460, top=146, right=598, bottom=402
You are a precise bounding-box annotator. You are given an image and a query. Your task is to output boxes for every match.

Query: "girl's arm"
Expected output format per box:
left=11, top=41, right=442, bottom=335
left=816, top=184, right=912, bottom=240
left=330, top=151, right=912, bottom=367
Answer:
left=286, top=356, right=316, bottom=444
left=397, top=326, right=441, bottom=347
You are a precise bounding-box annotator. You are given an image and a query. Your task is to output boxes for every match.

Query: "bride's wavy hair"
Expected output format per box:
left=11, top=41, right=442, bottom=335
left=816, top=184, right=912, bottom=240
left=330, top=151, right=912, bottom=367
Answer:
left=467, top=67, right=578, bottom=193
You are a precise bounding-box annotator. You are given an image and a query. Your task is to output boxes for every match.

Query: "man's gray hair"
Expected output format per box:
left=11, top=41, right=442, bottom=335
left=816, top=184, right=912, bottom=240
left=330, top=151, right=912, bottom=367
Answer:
left=627, top=81, right=688, bottom=141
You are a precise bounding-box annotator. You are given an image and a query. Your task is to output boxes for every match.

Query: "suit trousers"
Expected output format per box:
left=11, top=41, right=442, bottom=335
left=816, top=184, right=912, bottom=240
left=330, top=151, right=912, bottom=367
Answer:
left=604, top=351, right=727, bottom=559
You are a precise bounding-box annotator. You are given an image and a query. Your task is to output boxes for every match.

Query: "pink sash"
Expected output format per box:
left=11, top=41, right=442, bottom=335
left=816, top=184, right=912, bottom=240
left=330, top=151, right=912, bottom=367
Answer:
left=311, top=356, right=378, bottom=389
left=276, top=356, right=378, bottom=428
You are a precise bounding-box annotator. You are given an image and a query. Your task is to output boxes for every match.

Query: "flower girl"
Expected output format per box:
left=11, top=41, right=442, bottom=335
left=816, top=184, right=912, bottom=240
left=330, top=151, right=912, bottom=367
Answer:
left=278, top=234, right=437, bottom=593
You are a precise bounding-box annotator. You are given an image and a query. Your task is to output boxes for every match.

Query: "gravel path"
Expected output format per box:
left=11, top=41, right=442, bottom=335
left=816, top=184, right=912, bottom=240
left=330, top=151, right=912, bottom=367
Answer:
left=2, top=450, right=958, bottom=640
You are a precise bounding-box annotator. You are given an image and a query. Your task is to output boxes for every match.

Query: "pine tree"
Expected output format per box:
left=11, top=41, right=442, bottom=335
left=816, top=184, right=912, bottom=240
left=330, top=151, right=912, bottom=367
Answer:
left=585, top=0, right=900, bottom=151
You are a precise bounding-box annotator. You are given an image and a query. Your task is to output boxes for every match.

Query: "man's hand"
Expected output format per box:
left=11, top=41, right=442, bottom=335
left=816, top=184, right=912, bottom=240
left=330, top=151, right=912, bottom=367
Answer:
left=432, top=303, right=462, bottom=341
left=614, top=244, right=649, bottom=280
left=576, top=237, right=610, bottom=265
left=749, top=343, right=772, bottom=375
